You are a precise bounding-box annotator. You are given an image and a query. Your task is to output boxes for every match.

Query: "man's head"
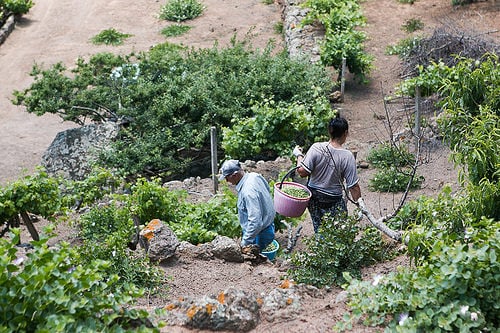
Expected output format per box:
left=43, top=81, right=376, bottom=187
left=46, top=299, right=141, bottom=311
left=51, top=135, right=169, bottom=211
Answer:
left=219, top=159, right=243, bottom=184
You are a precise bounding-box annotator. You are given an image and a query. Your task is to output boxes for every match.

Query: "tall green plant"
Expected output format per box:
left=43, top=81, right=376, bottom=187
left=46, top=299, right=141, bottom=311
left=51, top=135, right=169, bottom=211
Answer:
left=301, top=0, right=373, bottom=82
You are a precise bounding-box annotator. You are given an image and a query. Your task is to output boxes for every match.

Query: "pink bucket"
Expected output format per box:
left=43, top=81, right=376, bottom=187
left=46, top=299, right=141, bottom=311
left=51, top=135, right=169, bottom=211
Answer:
left=274, top=182, right=312, bottom=217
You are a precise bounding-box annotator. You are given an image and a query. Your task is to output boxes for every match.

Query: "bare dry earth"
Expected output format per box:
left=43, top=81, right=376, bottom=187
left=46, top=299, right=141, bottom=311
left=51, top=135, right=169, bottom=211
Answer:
left=1, top=0, right=499, bottom=332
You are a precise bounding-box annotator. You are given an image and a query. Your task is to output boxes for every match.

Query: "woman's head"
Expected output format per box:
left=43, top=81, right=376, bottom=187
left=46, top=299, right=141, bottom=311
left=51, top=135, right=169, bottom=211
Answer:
left=328, top=114, right=349, bottom=139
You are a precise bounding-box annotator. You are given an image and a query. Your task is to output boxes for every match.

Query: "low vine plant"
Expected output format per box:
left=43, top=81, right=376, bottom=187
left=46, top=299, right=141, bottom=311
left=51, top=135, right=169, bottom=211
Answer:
left=335, top=218, right=499, bottom=332
left=0, top=228, right=159, bottom=332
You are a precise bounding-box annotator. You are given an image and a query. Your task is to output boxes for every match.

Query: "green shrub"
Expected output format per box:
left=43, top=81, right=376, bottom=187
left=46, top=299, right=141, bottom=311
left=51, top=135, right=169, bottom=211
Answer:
left=159, top=0, right=204, bottom=22
left=369, top=167, right=424, bottom=192
left=301, top=0, right=373, bottom=82
left=161, top=24, right=192, bottom=37
left=0, top=229, right=157, bottom=332
left=222, top=97, right=332, bottom=160
left=91, top=28, right=132, bottom=45
left=287, top=213, right=395, bottom=287
left=13, top=41, right=334, bottom=179
left=366, top=143, right=414, bottom=168
left=336, top=218, right=499, bottom=332
left=78, top=203, right=166, bottom=290
left=366, top=143, right=423, bottom=192
left=3, top=0, right=33, bottom=15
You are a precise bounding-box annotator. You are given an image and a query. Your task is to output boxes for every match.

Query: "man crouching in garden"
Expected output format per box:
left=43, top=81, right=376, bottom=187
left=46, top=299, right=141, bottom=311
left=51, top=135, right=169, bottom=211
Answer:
left=219, top=160, right=275, bottom=253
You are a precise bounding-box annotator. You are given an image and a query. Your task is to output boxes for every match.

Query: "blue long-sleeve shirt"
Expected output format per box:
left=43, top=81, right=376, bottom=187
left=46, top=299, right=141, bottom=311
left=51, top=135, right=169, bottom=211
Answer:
left=235, top=172, right=275, bottom=246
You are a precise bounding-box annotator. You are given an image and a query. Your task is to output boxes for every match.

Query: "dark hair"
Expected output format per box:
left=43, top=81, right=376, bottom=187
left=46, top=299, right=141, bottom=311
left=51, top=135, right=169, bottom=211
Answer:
left=328, top=114, right=349, bottom=139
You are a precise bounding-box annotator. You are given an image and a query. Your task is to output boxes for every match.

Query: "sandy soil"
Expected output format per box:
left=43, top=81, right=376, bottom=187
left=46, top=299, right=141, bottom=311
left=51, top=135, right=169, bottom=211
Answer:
left=1, top=0, right=498, bottom=332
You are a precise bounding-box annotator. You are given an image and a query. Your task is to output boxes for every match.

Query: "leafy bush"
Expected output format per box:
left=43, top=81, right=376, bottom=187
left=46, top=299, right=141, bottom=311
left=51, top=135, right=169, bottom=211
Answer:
left=366, top=143, right=414, bottom=168
left=385, top=36, right=422, bottom=58
left=336, top=218, right=499, bottom=332
left=369, top=167, right=423, bottom=192
left=399, top=54, right=499, bottom=219
left=159, top=0, right=204, bottom=22
left=0, top=230, right=157, bottom=332
left=0, top=168, right=63, bottom=223
left=222, top=96, right=332, bottom=160
left=2, top=0, right=33, bottom=15
left=287, top=213, right=395, bottom=287
left=77, top=203, right=166, bottom=291
left=91, top=28, right=132, bottom=46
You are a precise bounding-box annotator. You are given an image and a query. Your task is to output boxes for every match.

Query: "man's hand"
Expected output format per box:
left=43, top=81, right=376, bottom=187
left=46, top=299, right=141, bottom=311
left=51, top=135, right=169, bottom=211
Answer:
left=241, top=244, right=260, bottom=255
left=292, top=145, right=304, bottom=157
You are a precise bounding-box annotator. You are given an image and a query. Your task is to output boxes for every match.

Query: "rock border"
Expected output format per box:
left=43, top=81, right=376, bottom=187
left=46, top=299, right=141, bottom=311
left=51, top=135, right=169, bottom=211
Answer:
left=0, top=14, right=16, bottom=46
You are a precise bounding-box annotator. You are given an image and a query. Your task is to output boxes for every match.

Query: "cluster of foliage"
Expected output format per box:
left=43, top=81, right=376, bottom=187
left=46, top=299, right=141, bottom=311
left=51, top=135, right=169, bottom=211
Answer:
left=161, top=24, right=192, bottom=37
left=124, top=178, right=240, bottom=244
left=0, top=229, right=159, bottom=332
left=0, top=169, right=62, bottom=225
left=301, top=0, right=373, bottom=82
left=337, top=218, right=499, bottom=332
left=366, top=143, right=423, bottom=192
left=0, top=0, right=33, bottom=16
left=159, top=0, right=204, bottom=22
left=222, top=96, right=332, bottom=159
left=338, top=54, right=499, bottom=331
left=287, top=213, right=396, bottom=287
left=12, top=41, right=334, bottom=179
left=91, top=28, right=132, bottom=46
left=385, top=35, right=423, bottom=58
left=399, top=54, right=499, bottom=218
left=78, top=203, right=166, bottom=292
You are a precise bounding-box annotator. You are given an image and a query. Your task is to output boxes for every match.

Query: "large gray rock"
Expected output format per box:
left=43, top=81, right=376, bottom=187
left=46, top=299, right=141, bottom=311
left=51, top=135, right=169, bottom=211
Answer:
left=163, top=288, right=261, bottom=331
left=139, top=219, right=180, bottom=263
left=211, top=235, right=244, bottom=263
left=41, top=122, right=119, bottom=180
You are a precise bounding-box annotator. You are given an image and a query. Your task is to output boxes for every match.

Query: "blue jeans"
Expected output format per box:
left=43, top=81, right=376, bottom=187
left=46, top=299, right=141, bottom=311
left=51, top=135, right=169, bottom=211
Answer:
left=256, top=223, right=275, bottom=251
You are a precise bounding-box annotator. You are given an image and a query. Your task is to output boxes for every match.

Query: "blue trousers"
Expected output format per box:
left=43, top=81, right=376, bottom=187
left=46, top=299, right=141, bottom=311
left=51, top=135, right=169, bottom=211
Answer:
left=255, top=223, right=275, bottom=251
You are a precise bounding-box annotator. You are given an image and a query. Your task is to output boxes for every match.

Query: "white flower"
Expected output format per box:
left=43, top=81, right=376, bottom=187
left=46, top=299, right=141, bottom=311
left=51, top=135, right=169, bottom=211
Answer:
left=432, top=211, right=438, bottom=217
left=460, top=305, right=469, bottom=315
left=12, top=257, right=24, bottom=265
left=464, top=227, right=473, bottom=240
left=470, top=312, right=478, bottom=321
left=112, top=250, right=116, bottom=257
left=398, top=313, right=409, bottom=326
left=372, top=274, right=383, bottom=286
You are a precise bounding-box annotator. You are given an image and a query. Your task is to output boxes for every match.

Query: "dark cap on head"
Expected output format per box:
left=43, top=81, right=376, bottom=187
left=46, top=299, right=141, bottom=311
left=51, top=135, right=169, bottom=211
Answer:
left=218, top=159, right=241, bottom=180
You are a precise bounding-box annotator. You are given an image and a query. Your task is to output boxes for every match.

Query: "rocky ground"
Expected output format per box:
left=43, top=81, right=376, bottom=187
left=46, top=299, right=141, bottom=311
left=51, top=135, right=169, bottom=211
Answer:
left=1, top=0, right=499, bottom=332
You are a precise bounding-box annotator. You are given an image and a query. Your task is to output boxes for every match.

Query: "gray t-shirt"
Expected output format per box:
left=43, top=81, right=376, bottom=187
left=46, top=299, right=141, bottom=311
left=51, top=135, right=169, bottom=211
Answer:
left=300, top=142, right=358, bottom=196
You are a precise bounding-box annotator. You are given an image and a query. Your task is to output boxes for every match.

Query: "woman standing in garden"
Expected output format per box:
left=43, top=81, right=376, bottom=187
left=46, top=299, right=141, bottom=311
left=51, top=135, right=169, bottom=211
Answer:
left=293, top=114, right=365, bottom=233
